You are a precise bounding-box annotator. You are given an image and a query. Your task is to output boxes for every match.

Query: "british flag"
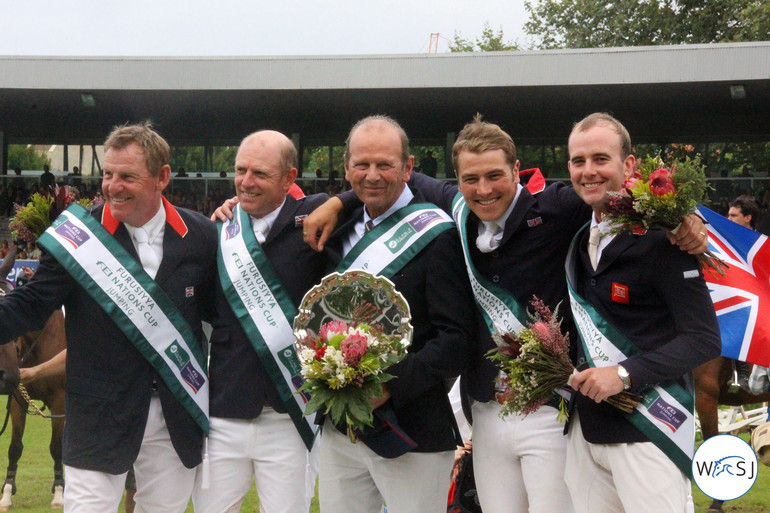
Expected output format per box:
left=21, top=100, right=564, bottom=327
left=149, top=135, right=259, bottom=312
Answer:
left=698, top=205, right=770, bottom=366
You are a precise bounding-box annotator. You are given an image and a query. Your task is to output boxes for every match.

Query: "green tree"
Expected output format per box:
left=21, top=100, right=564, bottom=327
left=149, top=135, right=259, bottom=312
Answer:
left=523, top=0, right=769, bottom=49
left=449, top=22, right=519, bottom=52
left=170, top=146, right=205, bottom=173
left=7, top=145, right=51, bottom=170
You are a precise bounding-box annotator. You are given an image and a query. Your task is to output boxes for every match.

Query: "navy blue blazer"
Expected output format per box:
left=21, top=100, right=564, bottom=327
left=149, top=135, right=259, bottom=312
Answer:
left=0, top=202, right=218, bottom=473
left=208, top=193, right=330, bottom=419
left=571, top=228, right=721, bottom=444
left=325, top=188, right=477, bottom=453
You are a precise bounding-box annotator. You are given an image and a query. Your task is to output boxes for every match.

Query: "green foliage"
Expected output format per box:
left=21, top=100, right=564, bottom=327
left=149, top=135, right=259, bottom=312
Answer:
left=449, top=22, right=519, bottom=52
left=302, top=145, right=345, bottom=177
left=7, top=145, right=51, bottom=171
left=170, top=146, right=238, bottom=175
left=523, top=0, right=769, bottom=49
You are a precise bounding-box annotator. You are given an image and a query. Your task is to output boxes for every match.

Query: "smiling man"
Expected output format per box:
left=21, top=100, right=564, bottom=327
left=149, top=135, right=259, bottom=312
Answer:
left=317, top=115, right=477, bottom=513
left=564, top=113, right=721, bottom=513
left=0, top=122, right=218, bottom=513
left=194, top=130, right=329, bottom=513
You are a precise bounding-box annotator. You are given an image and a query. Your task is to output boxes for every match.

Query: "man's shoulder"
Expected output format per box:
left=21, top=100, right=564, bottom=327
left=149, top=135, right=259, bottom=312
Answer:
left=296, top=192, right=330, bottom=213
left=170, top=205, right=217, bottom=238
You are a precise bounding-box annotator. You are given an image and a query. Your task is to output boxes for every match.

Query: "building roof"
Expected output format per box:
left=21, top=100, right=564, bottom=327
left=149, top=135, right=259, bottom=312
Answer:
left=1, top=42, right=769, bottom=145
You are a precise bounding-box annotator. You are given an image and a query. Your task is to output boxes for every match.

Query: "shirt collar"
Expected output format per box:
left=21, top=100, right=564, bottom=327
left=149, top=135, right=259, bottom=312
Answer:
left=125, top=203, right=167, bottom=244
left=250, top=198, right=286, bottom=236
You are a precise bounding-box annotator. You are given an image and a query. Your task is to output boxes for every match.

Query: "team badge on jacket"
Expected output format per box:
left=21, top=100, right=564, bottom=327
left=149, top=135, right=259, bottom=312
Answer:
left=611, top=282, right=629, bottom=304
left=295, top=215, right=307, bottom=227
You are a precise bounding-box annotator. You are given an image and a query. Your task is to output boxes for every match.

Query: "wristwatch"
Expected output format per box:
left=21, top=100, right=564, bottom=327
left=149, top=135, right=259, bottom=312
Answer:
left=617, top=365, right=632, bottom=391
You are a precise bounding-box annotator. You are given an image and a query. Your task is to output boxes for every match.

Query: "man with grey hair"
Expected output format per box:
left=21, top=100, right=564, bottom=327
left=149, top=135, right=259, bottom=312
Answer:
left=315, top=115, right=476, bottom=513
left=0, top=122, right=218, bottom=513
left=199, top=130, right=330, bottom=513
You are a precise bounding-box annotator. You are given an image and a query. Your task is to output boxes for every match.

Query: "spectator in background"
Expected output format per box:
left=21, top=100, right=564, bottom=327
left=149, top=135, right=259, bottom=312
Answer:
left=0, top=240, right=8, bottom=258
left=419, top=150, right=438, bottom=178
left=726, top=194, right=761, bottom=391
left=40, top=164, right=55, bottom=191
left=728, top=195, right=760, bottom=230
left=26, top=241, right=41, bottom=260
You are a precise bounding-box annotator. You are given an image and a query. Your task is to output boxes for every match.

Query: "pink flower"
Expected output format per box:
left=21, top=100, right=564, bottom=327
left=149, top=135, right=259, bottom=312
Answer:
left=648, top=169, right=675, bottom=196
left=531, top=321, right=550, bottom=340
left=341, top=333, right=368, bottom=366
left=320, top=320, right=348, bottom=341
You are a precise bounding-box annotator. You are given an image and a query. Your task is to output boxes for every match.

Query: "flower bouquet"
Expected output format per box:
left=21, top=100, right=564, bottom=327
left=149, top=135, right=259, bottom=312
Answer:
left=605, top=154, right=726, bottom=276
left=10, top=186, right=99, bottom=244
left=294, top=270, right=412, bottom=441
left=487, top=297, right=640, bottom=422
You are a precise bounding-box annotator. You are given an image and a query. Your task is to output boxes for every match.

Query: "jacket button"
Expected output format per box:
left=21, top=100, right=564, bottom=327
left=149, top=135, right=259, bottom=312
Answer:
left=491, top=251, right=499, bottom=258
left=492, top=275, right=500, bottom=283
left=590, top=279, right=597, bottom=286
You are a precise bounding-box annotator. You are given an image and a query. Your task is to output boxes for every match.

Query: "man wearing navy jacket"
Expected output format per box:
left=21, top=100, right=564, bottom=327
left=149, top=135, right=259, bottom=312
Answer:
left=0, top=123, right=218, bottom=513
left=317, top=115, right=476, bottom=513
left=195, top=130, right=329, bottom=513
left=565, top=113, right=721, bottom=513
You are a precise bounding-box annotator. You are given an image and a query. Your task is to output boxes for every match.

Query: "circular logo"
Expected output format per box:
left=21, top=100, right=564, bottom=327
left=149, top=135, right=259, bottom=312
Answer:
left=388, top=241, right=398, bottom=249
left=692, top=434, right=758, bottom=501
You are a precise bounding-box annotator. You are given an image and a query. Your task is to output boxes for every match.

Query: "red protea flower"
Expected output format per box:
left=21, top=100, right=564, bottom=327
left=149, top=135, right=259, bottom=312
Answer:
left=341, top=333, right=368, bottom=366
left=648, top=169, right=675, bottom=196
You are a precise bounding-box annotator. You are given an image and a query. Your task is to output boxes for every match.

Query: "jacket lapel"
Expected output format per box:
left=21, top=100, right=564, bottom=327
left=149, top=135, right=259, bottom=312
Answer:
left=594, top=231, right=635, bottom=274
left=500, top=189, right=536, bottom=247
left=263, top=196, right=298, bottom=246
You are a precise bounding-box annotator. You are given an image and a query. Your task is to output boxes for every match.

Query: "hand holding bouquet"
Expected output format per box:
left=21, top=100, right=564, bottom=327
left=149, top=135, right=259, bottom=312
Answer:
left=488, top=297, right=640, bottom=422
left=605, top=154, right=726, bottom=276
left=295, top=311, right=410, bottom=441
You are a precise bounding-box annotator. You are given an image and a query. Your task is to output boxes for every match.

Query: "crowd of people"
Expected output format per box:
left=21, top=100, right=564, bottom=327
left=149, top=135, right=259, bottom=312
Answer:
left=0, top=112, right=739, bottom=513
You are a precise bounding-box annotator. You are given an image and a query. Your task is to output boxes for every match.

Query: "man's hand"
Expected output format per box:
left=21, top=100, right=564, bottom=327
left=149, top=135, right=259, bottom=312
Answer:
left=570, top=366, right=625, bottom=403
left=303, top=197, right=343, bottom=252
left=210, top=196, right=239, bottom=222
left=370, top=383, right=392, bottom=410
left=667, top=214, right=708, bottom=254
left=19, top=366, right=39, bottom=384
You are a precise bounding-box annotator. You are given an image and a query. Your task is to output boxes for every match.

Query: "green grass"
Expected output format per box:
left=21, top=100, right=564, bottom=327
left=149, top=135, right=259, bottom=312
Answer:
left=0, top=404, right=320, bottom=512
left=0, top=406, right=767, bottom=512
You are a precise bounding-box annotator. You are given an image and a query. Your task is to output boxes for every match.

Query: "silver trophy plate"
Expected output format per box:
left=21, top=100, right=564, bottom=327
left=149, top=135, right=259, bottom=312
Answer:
left=293, top=270, right=412, bottom=344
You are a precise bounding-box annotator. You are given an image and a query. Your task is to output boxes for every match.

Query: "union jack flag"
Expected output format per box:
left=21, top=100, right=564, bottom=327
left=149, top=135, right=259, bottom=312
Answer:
left=698, top=205, right=770, bottom=366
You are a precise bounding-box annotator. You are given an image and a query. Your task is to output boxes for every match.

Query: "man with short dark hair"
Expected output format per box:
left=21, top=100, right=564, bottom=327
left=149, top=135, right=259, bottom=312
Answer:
left=728, top=194, right=760, bottom=229
left=0, top=122, right=218, bottom=513
left=565, top=113, right=721, bottom=513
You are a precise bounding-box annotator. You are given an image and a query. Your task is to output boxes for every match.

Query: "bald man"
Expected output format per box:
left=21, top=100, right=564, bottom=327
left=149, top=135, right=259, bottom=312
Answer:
left=193, top=131, right=329, bottom=513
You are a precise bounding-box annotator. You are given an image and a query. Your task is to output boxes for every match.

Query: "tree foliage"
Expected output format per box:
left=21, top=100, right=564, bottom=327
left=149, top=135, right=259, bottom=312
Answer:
left=523, top=0, right=770, bottom=49
left=7, top=145, right=51, bottom=171
left=449, top=22, right=519, bottom=52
